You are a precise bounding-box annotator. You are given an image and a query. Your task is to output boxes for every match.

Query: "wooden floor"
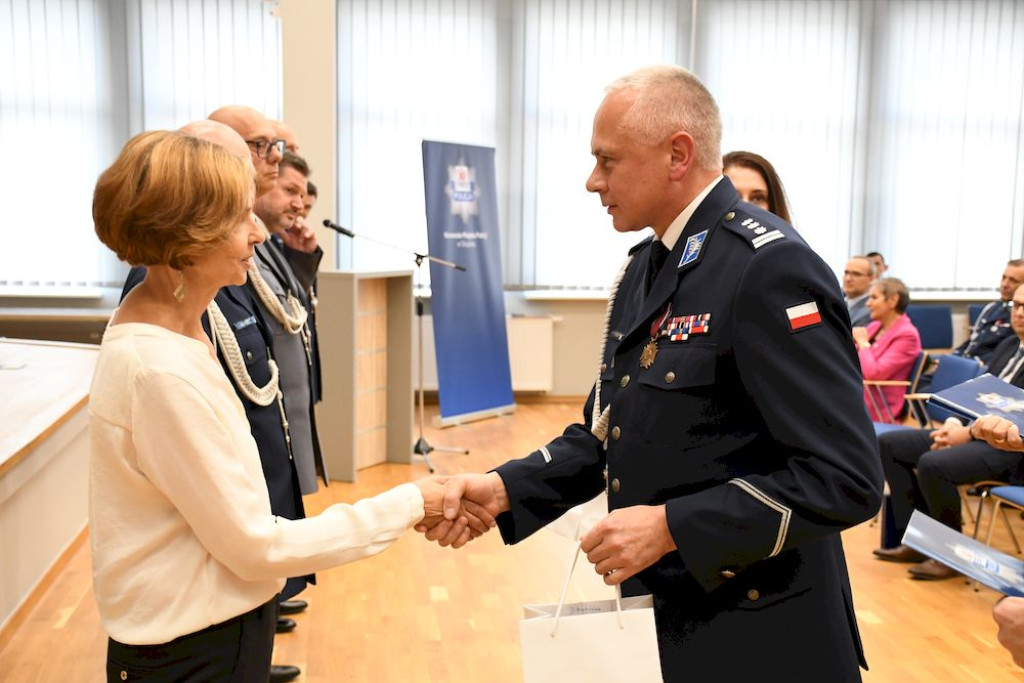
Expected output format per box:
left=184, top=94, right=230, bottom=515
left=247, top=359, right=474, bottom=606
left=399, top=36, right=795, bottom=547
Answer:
left=3, top=402, right=1024, bottom=681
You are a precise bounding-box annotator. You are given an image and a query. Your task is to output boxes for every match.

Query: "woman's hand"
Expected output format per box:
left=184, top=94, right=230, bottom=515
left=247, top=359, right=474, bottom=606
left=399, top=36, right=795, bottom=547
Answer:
left=413, top=476, right=497, bottom=549
left=851, top=326, right=870, bottom=350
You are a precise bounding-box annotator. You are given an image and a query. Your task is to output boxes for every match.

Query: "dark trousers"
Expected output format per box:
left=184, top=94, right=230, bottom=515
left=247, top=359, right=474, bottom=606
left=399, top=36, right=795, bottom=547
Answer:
left=106, top=599, right=278, bottom=682
left=878, top=428, right=1024, bottom=540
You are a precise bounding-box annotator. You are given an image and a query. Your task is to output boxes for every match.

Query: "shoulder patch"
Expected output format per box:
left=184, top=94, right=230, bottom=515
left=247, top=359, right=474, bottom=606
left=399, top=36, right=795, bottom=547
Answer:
left=721, top=210, right=788, bottom=252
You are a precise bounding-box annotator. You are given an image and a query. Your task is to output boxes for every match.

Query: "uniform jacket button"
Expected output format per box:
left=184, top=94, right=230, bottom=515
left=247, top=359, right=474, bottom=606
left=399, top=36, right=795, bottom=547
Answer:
left=246, top=350, right=254, bottom=361
left=120, top=672, right=128, bottom=681
left=746, top=589, right=760, bottom=602
left=610, top=478, right=621, bottom=493
left=724, top=211, right=736, bottom=221
left=611, top=426, right=621, bottom=440
left=600, top=363, right=607, bottom=373
left=664, top=370, right=676, bottom=383
left=620, top=374, right=630, bottom=388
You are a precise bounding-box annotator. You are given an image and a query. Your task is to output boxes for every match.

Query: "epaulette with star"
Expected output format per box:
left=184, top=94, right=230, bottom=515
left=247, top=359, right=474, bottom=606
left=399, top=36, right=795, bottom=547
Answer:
left=720, top=210, right=788, bottom=252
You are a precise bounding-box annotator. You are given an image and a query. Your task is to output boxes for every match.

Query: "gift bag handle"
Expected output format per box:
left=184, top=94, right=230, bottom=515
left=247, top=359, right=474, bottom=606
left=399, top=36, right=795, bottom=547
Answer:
left=550, top=542, right=623, bottom=637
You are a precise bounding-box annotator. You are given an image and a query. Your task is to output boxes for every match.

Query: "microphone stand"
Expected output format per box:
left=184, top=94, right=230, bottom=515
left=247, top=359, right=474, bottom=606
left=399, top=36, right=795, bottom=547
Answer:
left=323, top=220, right=469, bottom=473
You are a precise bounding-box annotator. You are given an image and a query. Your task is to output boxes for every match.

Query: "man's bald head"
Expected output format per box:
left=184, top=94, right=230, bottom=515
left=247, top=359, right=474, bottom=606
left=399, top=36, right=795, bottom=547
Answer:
left=178, top=119, right=252, bottom=168
left=272, top=120, right=299, bottom=153
left=208, top=106, right=273, bottom=140
left=208, top=105, right=282, bottom=196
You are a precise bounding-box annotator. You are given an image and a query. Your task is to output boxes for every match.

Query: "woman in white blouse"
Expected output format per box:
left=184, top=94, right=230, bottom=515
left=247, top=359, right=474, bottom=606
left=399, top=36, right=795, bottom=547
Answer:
left=90, top=130, right=488, bottom=682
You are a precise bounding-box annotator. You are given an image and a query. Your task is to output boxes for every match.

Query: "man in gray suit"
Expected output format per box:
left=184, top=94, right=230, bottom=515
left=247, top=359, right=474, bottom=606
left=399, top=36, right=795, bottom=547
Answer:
left=843, top=255, right=875, bottom=327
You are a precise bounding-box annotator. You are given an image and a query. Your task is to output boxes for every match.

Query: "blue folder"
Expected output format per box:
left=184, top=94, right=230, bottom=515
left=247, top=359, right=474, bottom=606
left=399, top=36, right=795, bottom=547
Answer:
left=903, top=510, right=1024, bottom=596
left=926, top=373, right=1024, bottom=430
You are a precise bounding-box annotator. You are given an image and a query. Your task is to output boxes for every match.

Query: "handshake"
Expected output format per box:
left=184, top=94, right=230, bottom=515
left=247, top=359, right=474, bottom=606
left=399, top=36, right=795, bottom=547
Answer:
left=409, top=472, right=677, bottom=586
left=411, top=472, right=508, bottom=549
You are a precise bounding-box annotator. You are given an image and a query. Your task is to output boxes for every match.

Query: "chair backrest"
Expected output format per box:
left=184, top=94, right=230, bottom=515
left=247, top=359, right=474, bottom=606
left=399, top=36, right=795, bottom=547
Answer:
left=906, top=350, right=930, bottom=395
left=968, top=303, right=986, bottom=326
left=920, top=353, right=985, bottom=424
left=868, top=350, right=930, bottom=425
left=906, top=304, right=953, bottom=349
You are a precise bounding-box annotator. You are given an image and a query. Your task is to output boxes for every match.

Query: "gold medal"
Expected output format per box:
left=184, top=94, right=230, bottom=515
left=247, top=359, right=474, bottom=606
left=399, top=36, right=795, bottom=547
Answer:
left=640, top=304, right=672, bottom=369
left=640, top=340, right=658, bottom=369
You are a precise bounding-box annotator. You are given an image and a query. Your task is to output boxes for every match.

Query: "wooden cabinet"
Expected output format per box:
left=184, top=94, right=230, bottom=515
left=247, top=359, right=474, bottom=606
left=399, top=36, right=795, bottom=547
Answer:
left=315, top=271, right=414, bottom=482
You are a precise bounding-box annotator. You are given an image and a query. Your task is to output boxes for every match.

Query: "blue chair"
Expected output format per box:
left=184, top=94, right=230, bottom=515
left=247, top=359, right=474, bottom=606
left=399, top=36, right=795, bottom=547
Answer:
left=979, top=485, right=1023, bottom=555
left=906, top=304, right=954, bottom=349
left=904, top=353, right=984, bottom=428
left=867, top=350, right=930, bottom=428
left=968, top=303, right=986, bottom=326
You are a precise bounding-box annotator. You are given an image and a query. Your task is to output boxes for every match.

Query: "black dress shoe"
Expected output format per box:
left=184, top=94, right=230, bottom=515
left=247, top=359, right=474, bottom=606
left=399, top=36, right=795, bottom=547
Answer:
left=269, top=664, right=301, bottom=683
left=278, top=599, right=308, bottom=615
left=908, top=559, right=960, bottom=581
left=276, top=617, right=296, bottom=634
left=872, top=544, right=927, bottom=563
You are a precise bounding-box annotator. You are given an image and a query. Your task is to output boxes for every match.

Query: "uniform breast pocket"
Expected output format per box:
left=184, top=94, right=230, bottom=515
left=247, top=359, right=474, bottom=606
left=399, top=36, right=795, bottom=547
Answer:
left=232, top=324, right=273, bottom=386
left=635, top=343, right=723, bottom=448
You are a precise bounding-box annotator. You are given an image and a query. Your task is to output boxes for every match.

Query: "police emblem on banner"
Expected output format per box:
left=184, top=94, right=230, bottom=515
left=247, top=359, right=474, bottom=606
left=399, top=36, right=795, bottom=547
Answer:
left=445, top=160, right=480, bottom=224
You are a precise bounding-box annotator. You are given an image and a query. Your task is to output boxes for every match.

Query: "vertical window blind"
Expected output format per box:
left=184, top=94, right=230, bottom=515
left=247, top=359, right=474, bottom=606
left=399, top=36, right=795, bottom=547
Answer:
left=337, top=0, right=1024, bottom=291
left=0, top=0, right=281, bottom=293
left=4, top=0, right=1024, bottom=294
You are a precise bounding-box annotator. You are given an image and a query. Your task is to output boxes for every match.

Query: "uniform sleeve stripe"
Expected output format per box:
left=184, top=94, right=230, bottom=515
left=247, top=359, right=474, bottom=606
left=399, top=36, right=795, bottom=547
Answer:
left=539, top=446, right=552, bottom=463
left=727, top=478, right=792, bottom=557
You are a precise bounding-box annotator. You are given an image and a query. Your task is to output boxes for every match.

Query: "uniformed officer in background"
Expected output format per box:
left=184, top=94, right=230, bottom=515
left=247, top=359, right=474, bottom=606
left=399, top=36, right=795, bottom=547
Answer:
left=953, top=259, right=1024, bottom=364
left=431, top=65, right=884, bottom=681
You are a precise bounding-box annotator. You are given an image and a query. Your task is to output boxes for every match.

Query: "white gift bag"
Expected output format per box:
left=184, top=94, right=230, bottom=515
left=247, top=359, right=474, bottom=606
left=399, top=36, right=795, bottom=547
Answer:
left=543, top=492, right=608, bottom=542
left=518, top=543, right=663, bottom=682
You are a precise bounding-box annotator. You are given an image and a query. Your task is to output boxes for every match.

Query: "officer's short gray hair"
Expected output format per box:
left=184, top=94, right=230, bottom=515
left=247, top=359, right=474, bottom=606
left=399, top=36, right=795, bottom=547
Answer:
left=606, top=65, right=722, bottom=172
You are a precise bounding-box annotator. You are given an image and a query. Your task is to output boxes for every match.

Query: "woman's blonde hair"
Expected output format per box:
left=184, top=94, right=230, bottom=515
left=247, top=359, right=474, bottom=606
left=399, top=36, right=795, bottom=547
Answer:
left=93, top=130, right=252, bottom=270
left=874, top=277, right=911, bottom=314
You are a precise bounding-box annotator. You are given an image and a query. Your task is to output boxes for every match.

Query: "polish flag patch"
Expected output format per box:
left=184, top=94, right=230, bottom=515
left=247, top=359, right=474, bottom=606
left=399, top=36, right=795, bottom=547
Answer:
left=786, top=301, right=822, bottom=331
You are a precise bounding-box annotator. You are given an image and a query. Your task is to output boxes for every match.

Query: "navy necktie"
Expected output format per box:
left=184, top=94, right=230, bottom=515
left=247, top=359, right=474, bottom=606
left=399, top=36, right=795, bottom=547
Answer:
left=645, top=241, right=670, bottom=295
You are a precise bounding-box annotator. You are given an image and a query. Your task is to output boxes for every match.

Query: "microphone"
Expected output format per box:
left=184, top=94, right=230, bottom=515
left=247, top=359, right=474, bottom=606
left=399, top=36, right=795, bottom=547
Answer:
left=322, top=219, right=355, bottom=238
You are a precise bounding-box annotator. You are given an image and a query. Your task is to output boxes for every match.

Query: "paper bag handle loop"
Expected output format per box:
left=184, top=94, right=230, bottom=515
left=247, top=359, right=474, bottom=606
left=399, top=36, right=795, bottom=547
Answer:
left=550, top=542, right=624, bottom=637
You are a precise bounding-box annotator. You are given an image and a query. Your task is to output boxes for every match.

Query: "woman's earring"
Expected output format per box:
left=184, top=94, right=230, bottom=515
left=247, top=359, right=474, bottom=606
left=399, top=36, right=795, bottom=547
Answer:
left=173, top=270, right=186, bottom=303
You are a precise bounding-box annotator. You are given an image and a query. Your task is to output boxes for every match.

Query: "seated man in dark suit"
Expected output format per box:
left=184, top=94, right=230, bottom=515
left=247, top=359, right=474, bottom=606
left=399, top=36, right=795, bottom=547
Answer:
left=954, top=259, right=1024, bottom=364
left=874, top=283, right=1024, bottom=580
left=843, top=255, right=875, bottom=327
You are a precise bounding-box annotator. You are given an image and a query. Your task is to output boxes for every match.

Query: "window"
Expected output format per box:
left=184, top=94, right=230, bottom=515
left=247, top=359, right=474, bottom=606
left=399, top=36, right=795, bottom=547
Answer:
left=337, top=0, right=1024, bottom=292
left=0, top=0, right=281, bottom=294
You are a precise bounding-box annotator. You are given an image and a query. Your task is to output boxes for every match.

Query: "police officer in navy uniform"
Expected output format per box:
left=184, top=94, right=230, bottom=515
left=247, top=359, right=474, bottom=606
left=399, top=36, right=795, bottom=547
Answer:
left=435, top=66, right=883, bottom=681
left=953, top=260, right=1024, bottom=364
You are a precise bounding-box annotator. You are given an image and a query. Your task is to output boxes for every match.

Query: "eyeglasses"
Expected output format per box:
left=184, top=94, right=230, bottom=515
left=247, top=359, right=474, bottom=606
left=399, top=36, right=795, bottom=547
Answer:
left=844, top=270, right=870, bottom=278
left=245, top=138, right=286, bottom=159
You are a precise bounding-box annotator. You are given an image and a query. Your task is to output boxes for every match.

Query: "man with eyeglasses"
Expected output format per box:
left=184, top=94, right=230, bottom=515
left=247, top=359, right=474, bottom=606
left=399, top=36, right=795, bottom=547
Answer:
left=209, top=106, right=286, bottom=196
left=953, top=260, right=1024, bottom=364
left=842, top=255, right=876, bottom=327
left=273, top=120, right=300, bottom=154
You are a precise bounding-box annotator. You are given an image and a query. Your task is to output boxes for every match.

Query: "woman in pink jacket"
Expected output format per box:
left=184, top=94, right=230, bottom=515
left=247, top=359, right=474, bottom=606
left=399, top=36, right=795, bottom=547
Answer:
left=852, top=277, right=923, bottom=421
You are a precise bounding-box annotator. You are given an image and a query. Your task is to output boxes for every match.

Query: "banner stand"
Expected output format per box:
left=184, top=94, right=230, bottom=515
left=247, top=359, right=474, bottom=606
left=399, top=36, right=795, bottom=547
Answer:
left=422, top=140, right=515, bottom=425
left=434, top=403, right=516, bottom=429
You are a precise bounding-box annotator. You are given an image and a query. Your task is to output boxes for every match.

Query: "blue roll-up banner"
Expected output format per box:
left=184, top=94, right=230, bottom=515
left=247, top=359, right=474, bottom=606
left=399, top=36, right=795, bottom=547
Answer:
left=422, top=140, right=515, bottom=425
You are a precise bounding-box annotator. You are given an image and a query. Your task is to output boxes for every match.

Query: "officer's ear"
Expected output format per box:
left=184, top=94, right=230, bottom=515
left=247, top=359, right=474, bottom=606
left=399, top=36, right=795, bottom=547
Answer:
left=668, top=131, right=694, bottom=181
